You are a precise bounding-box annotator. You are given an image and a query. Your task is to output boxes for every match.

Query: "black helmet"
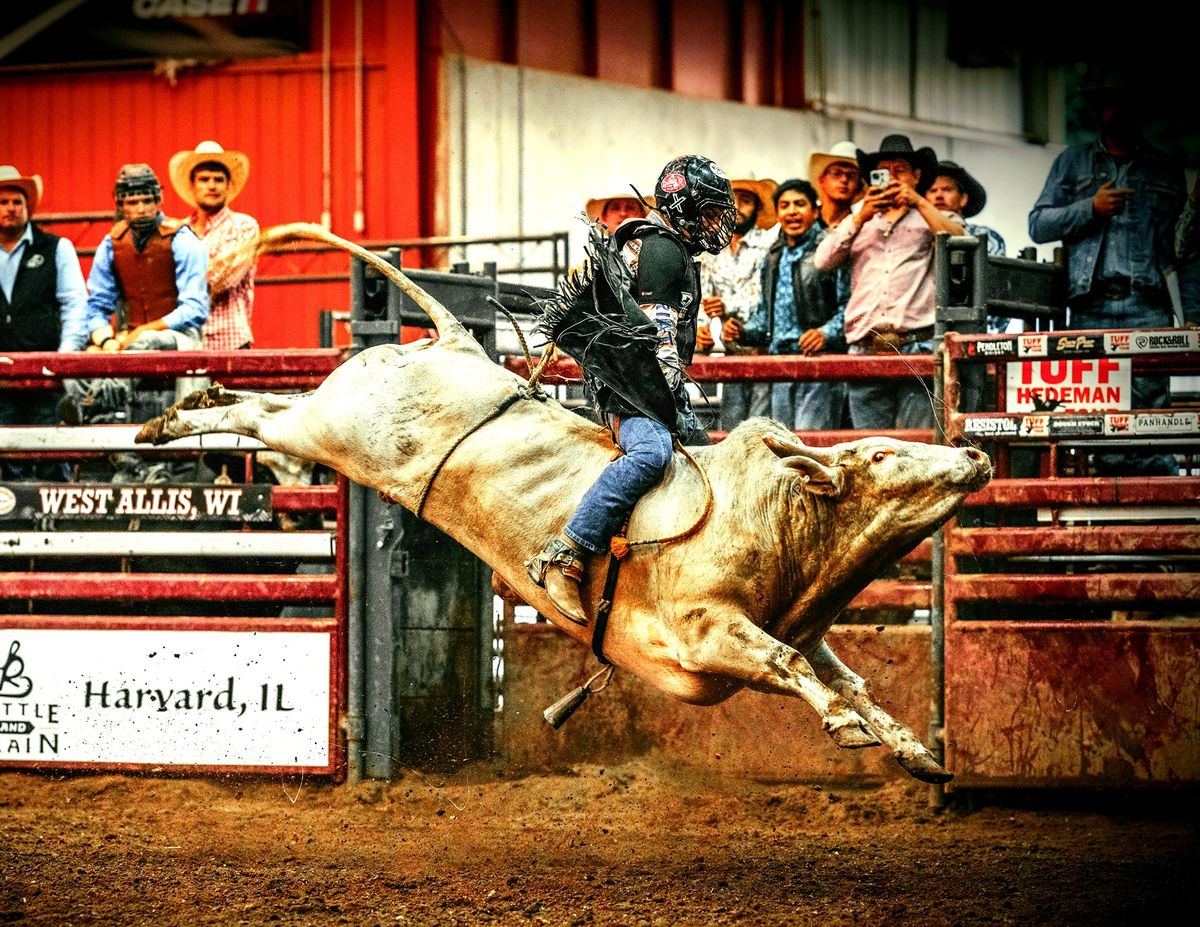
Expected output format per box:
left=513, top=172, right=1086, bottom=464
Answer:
left=113, top=163, right=162, bottom=203
left=653, top=155, right=737, bottom=255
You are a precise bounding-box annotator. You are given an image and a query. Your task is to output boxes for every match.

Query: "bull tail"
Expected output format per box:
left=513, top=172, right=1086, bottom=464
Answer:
left=246, top=222, right=474, bottom=345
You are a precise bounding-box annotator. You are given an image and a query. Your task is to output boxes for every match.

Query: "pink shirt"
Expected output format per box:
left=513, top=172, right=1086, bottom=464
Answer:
left=814, top=208, right=956, bottom=345
left=188, top=206, right=260, bottom=351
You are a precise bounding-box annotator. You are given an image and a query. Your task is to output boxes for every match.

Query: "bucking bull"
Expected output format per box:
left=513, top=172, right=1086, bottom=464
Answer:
left=136, top=223, right=991, bottom=784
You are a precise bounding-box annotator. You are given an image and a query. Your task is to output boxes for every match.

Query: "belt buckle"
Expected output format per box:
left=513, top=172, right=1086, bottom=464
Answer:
left=873, top=332, right=902, bottom=354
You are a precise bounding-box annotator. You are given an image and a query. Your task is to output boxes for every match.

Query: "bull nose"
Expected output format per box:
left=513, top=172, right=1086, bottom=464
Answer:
left=959, top=446, right=992, bottom=488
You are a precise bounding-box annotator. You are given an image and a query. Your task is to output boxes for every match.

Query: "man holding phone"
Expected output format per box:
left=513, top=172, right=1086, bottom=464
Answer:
left=813, top=134, right=963, bottom=431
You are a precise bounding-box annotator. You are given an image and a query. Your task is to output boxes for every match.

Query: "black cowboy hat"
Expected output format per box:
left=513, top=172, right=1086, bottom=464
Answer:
left=1079, top=83, right=1136, bottom=112
left=856, top=134, right=938, bottom=193
left=932, top=160, right=987, bottom=218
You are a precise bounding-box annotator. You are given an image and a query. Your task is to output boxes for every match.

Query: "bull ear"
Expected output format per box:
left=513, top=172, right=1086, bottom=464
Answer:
left=782, top=455, right=845, bottom=498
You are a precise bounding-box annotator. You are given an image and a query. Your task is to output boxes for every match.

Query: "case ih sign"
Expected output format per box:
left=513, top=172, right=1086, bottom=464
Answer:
left=1006, top=358, right=1132, bottom=413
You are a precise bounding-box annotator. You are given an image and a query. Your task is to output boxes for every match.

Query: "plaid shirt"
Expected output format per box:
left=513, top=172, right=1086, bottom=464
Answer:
left=188, top=206, right=259, bottom=350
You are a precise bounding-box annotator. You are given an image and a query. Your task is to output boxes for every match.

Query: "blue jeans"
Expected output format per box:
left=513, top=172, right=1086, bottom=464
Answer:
left=721, top=381, right=770, bottom=431
left=771, top=381, right=847, bottom=431
left=846, top=340, right=935, bottom=431
left=564, top=415, right=674, bottom=554
left=1070, top=296, right=1177, bottom=476
left=0, top=390, right=69, bottom=481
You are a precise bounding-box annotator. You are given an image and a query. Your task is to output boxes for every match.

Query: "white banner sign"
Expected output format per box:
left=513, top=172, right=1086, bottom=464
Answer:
left=1006, top=359, right=1132, bottom=413
left=0, top=629, right=330, bottom=768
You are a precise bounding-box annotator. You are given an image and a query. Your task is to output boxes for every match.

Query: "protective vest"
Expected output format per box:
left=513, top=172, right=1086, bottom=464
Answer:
left=110, top=218, right=184, bottom=328
left=0, top=224, right=61, bottom=352
left=536, top=219, right=701, bottom=435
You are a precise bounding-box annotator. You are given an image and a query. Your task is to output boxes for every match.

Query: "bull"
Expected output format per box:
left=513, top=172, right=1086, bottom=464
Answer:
left=136, top=224, right=991, bottom=784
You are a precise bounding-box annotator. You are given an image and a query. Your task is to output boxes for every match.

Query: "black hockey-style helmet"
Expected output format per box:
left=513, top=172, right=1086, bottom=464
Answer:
left=113, top=163, right=162, bottom=203
left=652, top=155, right=738, bottom=255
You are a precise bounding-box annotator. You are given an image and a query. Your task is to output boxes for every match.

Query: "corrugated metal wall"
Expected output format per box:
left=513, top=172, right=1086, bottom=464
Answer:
left=808, top=0, right=1025, bottom=137
left=2, top=0, right=424, bottom=349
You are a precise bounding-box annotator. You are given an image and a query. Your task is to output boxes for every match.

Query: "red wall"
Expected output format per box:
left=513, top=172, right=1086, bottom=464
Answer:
left=1, top=0, right=424, bottom=349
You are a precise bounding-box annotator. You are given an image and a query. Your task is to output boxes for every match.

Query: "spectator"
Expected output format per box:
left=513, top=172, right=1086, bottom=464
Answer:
left=809, top=141, right=864, bottom=229
left=170, top=141, right=259, bottom=350
left=926, top=160, right=1011, bottom=334
left=0, top=165, right=88, bottom=480
left=1176, top=172, right=1199, bottom=325
left=695, top=175, right=776, bottom=430
left=722, top=179, right=846, bottom=431
left=80, top=163, right=208, bottom=353
left=1029, top=84, right=1186, bottom=475
left=585, top=189, right=648, bottom=232
left=814, top=135, right=964, bottom=431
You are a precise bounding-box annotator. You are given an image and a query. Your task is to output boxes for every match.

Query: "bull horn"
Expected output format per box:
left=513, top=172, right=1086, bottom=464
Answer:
left=246, top=222, right=474, bottom=346
left=763, top=432, right=838, bottom=464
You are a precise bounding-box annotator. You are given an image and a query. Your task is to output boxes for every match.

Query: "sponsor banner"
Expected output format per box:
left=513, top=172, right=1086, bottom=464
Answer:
left=1019, top=415, right=1050, bottom=438
left=1104, top=413, right=1132, bottom=436
left=0, top=483, right=272, bottom=523
left=1105, top=330, right=1200, bottom=355
left=1048, top=415, right=1105, bottom=437
left=1133, top=411, right=1200, bottom=436
left=1006, top=358, right=1131, bottom=412
left=1050, top=333, right=1101, bottom=355
left=961, top=416, right=1020, bottom=438
left=966, top=338, right=1017, bottom=359
left=1017, top=333, right=1048, bottom=358
left=0, top=629, right=330, bottom=767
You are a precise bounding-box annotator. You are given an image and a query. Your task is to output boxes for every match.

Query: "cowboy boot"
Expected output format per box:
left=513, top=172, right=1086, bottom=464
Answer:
left=525, top=537, right=588, bottom=626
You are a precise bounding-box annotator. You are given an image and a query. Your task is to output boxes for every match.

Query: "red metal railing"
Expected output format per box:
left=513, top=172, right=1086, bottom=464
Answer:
left=0, top=349, right=349, bottom=779
left=939, top=328, right=1200, bottom=788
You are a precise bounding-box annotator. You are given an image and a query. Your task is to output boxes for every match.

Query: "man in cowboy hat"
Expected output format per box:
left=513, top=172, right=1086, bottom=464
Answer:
left=809, top=141, right=864, bottom=230
left=585, top=189, right=648, bottom=232
left=0, top=166, right=88, bottom=477
left=81, top=162, right=208, bottom=354
left=814, top=134, right=963, bottom=431
left=1029, top=83, right=1186, bottom=476
left=926, top=160, right=1010, bottom=334
left=170, top=141, right=260, bottom=350
left=694, top=174, right=776, bottom=429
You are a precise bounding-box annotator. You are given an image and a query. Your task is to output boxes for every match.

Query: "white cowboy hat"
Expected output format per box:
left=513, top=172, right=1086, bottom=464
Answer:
left=584, top=189, right=654, bottom=223
left=808, top=141, right=865, bottom=203
left=168, top=140, right=251, bottom=208
left=729, top=176, right=778, bottom=228
left=0, top=165, right=43, bottom=215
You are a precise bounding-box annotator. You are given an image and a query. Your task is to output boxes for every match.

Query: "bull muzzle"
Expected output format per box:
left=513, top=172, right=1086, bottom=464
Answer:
left=957, top=446, right=992, bottom=491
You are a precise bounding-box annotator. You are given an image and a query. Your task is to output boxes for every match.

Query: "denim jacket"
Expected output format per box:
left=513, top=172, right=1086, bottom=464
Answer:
left=1028, top=141, right=1185, bottom=302
left=740, top=227, right=846, bottom=354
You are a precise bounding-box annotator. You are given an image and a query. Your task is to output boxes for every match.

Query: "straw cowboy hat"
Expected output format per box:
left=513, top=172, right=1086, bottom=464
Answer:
left=808, top=141, right=864, bottom=203
left=0, top=166, right=43, bottom=215
left=168, top=140, right=250, bottom=208
left=729, top=176, right=778, bottom=228
left=932, top=160, right=988, bottom=218
left=584, top=187, right=654, bottom=223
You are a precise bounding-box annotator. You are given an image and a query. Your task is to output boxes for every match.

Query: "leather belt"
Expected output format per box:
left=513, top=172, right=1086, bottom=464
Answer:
left=1093, top=277, right=1132, bottom=301
left=857, top=326, right=935, bottom=354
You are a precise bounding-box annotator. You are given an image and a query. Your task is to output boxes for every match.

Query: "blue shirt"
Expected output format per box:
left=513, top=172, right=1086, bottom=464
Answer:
left=0, top=223, right=90, bottom=351
left=80, top=218, right=209, bottom=348
left=743, top=226, right=845, bottom=355
left=1028, top=140, right=1184, bottom=302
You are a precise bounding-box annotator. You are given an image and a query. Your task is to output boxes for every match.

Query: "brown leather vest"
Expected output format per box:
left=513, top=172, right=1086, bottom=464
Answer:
left=109, top=218, right=183, bottom=328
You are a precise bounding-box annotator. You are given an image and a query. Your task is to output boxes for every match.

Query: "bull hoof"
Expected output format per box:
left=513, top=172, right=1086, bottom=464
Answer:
left=896, top=752, right=954, bottom=784
left=826, top=715, right=882, bottom=750
left=134, top=412, right=170, bottom=445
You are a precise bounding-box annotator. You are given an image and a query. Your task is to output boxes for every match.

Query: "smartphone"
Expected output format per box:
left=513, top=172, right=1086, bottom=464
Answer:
left=869, top=168, right=891, bottom=188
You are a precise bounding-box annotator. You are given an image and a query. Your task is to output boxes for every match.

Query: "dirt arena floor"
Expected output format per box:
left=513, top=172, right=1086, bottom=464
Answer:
left=1, top=759, right=1196, bottom=927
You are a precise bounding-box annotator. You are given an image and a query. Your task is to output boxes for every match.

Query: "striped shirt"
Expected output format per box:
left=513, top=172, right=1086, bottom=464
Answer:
left=187, top=206, right=259, bottom=351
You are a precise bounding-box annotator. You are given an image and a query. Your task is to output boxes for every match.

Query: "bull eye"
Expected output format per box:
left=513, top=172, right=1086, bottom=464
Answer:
left=871, top=450, right=892, bottom=464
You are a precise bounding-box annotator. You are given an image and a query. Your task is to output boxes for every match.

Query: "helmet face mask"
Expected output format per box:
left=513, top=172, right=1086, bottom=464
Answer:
left=113, top=163, right=162, bottom=227
left=653, top=155, right=737, bottom=255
